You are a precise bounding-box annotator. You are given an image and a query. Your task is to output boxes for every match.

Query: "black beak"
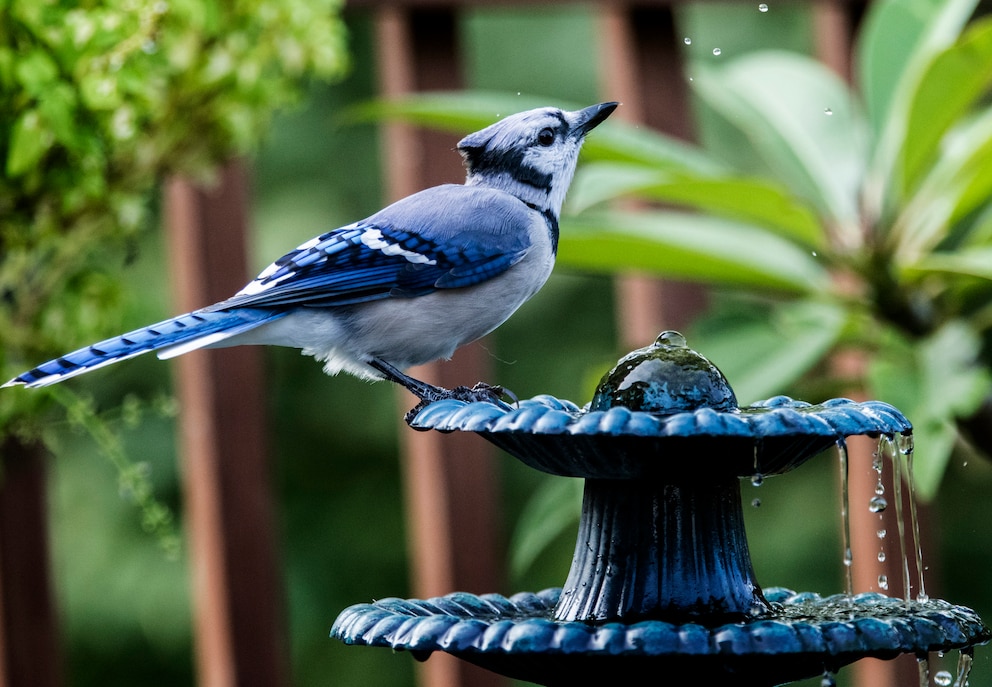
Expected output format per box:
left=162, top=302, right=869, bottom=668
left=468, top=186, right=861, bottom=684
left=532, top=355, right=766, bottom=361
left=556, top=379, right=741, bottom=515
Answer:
left=573, top=101, right=619, bottom=136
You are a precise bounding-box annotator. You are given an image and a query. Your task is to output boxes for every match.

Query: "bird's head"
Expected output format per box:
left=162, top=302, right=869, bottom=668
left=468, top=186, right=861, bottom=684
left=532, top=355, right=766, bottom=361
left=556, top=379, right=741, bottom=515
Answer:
left=458, top=102, right=618, bottom=217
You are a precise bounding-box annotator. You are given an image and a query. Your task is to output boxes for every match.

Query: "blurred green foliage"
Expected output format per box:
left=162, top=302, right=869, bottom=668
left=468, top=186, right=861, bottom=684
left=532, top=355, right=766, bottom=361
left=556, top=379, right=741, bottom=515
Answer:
left=0, top=0, right=347, bottom=439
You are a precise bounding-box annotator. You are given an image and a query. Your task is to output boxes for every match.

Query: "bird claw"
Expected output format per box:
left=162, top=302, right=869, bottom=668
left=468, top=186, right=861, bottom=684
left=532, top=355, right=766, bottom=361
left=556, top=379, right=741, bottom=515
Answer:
left=404, top=382, right=517, bottom=424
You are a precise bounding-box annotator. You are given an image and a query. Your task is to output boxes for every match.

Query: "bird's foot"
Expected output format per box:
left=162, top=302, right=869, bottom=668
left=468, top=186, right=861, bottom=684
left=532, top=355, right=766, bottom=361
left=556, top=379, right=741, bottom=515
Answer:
left=366, top=358, right=516, bottom=423
left=404, top=382, right=517, bottom=424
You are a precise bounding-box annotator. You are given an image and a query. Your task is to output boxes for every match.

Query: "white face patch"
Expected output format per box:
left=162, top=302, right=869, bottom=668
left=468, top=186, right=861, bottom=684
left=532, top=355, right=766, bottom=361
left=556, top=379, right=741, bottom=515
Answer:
left=360, top=228, right=437, bottom=265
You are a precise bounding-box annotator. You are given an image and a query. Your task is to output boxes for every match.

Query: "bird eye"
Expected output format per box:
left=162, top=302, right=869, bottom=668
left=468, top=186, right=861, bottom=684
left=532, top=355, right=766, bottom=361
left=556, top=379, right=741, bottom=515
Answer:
left=537, top=128, right=556, bottom=146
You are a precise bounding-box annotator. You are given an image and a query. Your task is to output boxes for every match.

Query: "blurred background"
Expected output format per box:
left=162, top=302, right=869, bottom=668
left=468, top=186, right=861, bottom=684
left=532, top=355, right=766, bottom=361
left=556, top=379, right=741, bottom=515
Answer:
left=3, top=1, right=992, bottom=686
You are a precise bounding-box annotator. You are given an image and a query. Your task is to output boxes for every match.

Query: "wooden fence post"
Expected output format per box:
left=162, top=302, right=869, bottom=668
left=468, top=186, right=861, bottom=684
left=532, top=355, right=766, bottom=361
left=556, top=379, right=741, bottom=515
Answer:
left=599, top=2, right=707, bottom=347
left=164, top=161, right=288, bottom=687
left=374, top=6, right=506, bottom=687
left=0, top=438, right=62, bottom=687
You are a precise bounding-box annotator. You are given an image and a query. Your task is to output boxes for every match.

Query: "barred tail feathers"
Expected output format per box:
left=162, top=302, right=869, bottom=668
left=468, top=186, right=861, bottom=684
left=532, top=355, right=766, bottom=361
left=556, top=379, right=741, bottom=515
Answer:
left=3, top=309, right=283, bottom=389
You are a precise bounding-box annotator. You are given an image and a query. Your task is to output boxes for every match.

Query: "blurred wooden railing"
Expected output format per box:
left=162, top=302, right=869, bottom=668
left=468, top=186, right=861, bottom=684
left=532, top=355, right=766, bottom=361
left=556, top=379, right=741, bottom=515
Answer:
left=0, top=2, right=909, bottom=687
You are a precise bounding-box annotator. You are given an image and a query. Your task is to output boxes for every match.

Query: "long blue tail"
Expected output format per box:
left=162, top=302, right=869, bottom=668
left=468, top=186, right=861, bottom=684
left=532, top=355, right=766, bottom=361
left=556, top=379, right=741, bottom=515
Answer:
left=3, top=308, right=285, bottom=389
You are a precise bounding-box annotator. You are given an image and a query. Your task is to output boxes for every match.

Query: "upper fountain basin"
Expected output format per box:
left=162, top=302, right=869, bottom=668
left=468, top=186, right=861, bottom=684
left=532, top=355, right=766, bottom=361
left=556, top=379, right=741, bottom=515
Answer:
left=410, top=332, right=910, bottom=481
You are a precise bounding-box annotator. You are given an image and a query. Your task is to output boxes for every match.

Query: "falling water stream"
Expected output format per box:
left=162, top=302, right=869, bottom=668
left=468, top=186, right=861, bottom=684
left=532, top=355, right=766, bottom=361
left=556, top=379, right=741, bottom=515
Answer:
left=836, top=440, right=854, bottom=597
left=834, top=432, right=965, bottom=686
left=834, top=433, right=926, bottom=602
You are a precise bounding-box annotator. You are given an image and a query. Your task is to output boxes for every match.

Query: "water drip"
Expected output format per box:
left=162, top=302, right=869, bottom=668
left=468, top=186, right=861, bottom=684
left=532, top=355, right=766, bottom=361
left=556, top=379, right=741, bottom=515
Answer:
left=837, top=439, right=853, bottom=596
left=919, top=654, right=930, bottom=687
left=954, top=649, right=974, bottom=687
left=881, top=433, right=927, bottom=602
left=884, top=435, right=912, bottom=601
left=900, top=433, right=927, bottom=601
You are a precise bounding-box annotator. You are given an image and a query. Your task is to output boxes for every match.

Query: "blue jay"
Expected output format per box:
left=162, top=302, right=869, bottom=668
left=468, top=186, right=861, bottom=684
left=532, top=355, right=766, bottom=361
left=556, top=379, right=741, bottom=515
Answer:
left=4, top=102, right=617, bottom=411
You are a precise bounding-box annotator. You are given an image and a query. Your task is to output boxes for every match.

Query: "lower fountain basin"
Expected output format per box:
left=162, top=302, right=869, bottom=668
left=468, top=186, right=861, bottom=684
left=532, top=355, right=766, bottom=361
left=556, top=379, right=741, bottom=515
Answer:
left=331, top=587, right=989, bottom=687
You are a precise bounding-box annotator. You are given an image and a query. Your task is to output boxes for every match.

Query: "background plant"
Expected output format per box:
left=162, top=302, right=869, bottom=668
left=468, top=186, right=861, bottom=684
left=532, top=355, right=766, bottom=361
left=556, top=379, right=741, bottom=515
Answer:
left=0, top=0, right=347, bottom=436
left=0, top=0, right=347, bottom=544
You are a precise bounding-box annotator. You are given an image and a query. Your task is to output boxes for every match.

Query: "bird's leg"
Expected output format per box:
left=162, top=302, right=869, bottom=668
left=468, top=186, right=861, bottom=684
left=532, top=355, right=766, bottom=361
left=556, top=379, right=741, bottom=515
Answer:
left=367, top=358, right=448, bottom=403
left=367, top=358, right=513, bottom=422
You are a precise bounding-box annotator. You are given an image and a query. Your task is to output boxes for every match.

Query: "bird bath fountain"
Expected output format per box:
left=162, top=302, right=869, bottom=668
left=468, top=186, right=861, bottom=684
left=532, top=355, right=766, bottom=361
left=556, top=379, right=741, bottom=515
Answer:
left=331, top=332, right=990, bottom=686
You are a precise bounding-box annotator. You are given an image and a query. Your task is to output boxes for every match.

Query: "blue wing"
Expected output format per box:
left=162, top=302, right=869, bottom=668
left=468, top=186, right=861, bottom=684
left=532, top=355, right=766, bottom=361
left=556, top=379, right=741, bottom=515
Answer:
left=215, top=185, right=535, bottom=311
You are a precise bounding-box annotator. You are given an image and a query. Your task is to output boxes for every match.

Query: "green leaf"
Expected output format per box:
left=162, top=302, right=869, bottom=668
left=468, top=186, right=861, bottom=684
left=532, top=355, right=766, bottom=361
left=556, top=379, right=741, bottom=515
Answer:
left=510, top=476, right=582, bottom=579
left=893, top=108, right=992, bottom=261
left=568, top=162, right=826, bottom=249
left=858, top=0, right=979, bottom=219
left=856, top=0, right=978, bottom=137
left=902, top=17, right=992, bottom=193
left=351, top=90, right=569, bottom=132
left=690, top=299, right=848, bottom=404
left=693, top=52, right=867, bottom=231
left=13, top=49, right=59, bottom=95
left=911, top=246, right=992, bottom=281
left=6, top=109, right=53, bottom=177
left=354, top=90, right=722, bottom=175
left=37, top=83, right=79, bottom=149
left=559, top=210, right=829, bottom=294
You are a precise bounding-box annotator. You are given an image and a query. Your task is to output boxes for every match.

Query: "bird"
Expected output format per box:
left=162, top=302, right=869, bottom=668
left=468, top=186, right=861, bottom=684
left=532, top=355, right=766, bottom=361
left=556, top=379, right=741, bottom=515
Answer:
left=3, top=101, right=618, bottom=412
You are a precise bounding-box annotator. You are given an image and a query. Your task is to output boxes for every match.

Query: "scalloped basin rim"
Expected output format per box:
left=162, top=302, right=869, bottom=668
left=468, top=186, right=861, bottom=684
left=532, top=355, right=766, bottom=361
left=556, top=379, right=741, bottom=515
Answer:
left=331, top=587, right=989, bottom=660
left=410, top=395, right=913, bottom=440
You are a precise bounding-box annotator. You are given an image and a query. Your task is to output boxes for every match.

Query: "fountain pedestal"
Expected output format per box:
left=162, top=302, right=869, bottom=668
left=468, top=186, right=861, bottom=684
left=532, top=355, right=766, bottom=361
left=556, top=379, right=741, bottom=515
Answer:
left=331, top=332, right=989, bottom=686
left=556, top=477, right=766, bottom=623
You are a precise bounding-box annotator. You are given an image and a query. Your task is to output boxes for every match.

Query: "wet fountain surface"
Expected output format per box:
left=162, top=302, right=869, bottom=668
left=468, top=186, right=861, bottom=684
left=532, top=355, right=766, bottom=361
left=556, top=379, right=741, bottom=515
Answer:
left=332, top=587, right=984, bottom=686
left=331, top=332, right=990, bottom=685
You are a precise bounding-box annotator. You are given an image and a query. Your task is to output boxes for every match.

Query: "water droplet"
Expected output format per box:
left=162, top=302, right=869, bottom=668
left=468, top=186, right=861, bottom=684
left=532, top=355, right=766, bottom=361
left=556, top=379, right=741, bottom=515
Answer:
left=758, top=3, right=769, bottom=11
left=878, top=551, right=886, bottom=562
left=655, top=331, right=686, bottom=347
left=751, top=498, right=761, bottom=508
left=878, top=574, right=888, bottom=590
left=712, top=47, right=722, bottom=56
left=877, top=529, right=887, bottom=539
left=684, top=37, right=692, bottom=45
left=843, top=547, right=853, bottom=567
left=963, top=460, right=969, bottom=467
left=824, top=107, right=833, bottom=115
left=811, top=250, right=818, bottom=257
left=918, top=592, right=930, bottom=603
left=821, top=671, right=836, bottom=687
left=875, top=483, right=885, bottom=496
left=935, top=670, right=953, bottom=686
left=869, top=495, right=887, bottom=513
left=751, top=473, right=764, bottom=487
